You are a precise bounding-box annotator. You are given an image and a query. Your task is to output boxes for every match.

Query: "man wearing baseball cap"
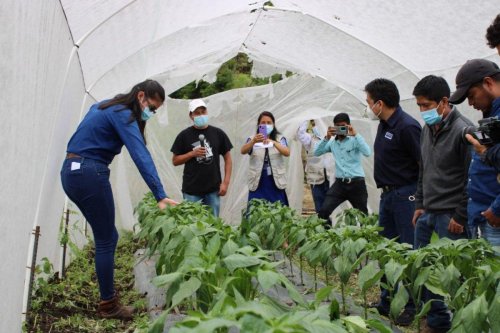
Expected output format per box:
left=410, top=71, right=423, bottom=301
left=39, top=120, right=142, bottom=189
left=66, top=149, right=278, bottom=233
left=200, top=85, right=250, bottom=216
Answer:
left=170, top=98, right=233, bottom=217
left=450, top=59, right=500, bottom=247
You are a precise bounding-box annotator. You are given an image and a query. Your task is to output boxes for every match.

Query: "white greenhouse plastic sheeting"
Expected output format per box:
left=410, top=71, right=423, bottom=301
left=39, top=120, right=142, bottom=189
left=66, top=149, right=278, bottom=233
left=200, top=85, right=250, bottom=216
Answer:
left=1, top=0, right=498, bottom=331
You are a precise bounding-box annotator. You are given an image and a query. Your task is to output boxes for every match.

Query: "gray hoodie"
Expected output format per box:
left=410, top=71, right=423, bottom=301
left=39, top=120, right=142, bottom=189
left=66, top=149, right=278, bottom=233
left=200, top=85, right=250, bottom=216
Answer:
left=415, top=107, right=473, bottom=225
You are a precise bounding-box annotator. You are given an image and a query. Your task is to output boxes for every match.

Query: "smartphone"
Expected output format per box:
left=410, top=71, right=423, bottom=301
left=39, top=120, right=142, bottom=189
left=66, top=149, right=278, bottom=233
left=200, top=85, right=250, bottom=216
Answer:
left=258, top=124, right=268, bottom=139
left=334, top=125, right=348, bottom=135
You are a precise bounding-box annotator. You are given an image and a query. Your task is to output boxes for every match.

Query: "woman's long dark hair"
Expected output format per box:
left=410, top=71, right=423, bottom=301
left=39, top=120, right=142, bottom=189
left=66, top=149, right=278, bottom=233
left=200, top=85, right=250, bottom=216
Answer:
left=98, top=79, right=165, bottom=142
left=256, top=111, right=280, bottom=141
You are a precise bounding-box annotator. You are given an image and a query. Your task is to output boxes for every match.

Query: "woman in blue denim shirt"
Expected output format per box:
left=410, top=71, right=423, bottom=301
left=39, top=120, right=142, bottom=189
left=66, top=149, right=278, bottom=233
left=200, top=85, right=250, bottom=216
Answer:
left=61, top=80, right=177, bottom=319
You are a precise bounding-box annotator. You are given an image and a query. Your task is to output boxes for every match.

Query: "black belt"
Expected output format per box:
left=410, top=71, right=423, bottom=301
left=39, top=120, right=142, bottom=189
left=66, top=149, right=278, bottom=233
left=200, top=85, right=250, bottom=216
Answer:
left=336, top=177, right=364, bottom=184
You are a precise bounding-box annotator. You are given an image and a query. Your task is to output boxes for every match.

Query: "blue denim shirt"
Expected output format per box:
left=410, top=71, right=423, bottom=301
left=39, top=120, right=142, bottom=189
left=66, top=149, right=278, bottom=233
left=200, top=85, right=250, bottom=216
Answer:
left=314, top=134, right=371, bottom=178
left=468, top=97, right=500, bottom=226
left=66, top=101, right=167, bottom=201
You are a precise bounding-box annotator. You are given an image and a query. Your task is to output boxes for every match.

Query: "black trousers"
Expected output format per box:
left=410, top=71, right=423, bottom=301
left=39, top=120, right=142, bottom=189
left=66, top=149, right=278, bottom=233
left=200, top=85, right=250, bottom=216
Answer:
left=318, top=178, right=368, bottom=222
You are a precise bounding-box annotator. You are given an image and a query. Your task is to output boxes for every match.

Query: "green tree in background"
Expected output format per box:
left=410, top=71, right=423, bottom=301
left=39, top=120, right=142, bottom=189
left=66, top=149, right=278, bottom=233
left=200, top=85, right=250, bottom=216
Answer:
left=169, top=53, right=293, bottom=99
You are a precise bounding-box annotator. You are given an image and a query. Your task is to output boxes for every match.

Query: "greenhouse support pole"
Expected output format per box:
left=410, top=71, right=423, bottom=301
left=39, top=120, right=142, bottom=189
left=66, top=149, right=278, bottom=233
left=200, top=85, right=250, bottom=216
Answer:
left=23, top=226, right=41, bottom=324
left=61, top=204, right=70, bottom=278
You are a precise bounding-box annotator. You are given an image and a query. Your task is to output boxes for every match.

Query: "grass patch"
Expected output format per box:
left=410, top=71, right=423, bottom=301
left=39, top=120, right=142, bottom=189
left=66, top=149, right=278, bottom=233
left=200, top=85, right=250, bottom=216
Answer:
left=25, top=231, right=149, bottom=333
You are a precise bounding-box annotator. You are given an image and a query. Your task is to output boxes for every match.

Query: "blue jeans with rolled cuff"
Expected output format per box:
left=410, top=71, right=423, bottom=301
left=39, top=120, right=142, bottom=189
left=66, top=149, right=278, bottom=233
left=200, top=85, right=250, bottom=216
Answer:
left=61, top=156, right=118, bottom=301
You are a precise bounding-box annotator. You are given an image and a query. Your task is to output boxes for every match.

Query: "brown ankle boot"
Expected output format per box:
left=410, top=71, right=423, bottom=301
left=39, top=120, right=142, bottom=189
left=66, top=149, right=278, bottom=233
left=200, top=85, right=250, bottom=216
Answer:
left=97, top=295, right=134, bottom=320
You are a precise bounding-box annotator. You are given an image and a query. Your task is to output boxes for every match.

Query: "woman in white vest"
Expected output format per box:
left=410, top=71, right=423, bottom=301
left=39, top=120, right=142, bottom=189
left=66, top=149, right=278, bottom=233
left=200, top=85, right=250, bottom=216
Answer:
left=241, top=111, right=290, bottom=205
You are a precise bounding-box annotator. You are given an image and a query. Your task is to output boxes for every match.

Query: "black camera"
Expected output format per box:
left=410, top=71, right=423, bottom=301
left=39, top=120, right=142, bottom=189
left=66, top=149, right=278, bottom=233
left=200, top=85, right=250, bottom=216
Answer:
left=462, top=116, right=500, bottom=146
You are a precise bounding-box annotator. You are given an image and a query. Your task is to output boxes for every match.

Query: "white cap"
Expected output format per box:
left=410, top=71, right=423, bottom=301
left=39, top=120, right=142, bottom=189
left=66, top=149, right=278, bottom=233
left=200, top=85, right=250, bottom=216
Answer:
left=188, top=99, right=207, bottom=113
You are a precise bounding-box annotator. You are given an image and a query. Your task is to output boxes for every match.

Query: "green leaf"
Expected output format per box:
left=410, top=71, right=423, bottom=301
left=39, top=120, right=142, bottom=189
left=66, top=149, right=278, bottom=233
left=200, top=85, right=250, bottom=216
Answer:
left=223, top=253, right=261, bottom=272
left=430, top=231, right=439, bottom=244
left=441, top=263, right=461, bottom=297
left=314, top=286, right=333, bottom=306
left=342, top=316, right=369, bottom=333
left=390, top=283, right=409, bottom=320
left=205, top=233, right=221, bottom=258
left=333, top=256, right=352, bottom=284
left=358, top=262, right=383, bottom=293
left=366, top=319, right=392, bottom=333
left=180, top=318, right=238, bottom=333
left=240, top=313, right=269, bottom=333
left=148, top=310, right=168, bottom=333
left=171, top=276, right=202, bottom=308
left=412, top=266, right=430, bottom=297
left=279, top=275, right=306, bottom=307
left=152, top=272, right=182, bottom=288
left=415, top=300, right=432, bottom=320
left=184, top=236, right=203, bottom=258
left=257, top=269, right=280, bottom=291
left=488, top=293, right=500, bottom=332
left=460, top=294, right=489, bottom=333
left=221, top=238, right=239, bottom=257
left=329, top=298, right=340, bottom=321
left=384, top=259, right=406, bottom=288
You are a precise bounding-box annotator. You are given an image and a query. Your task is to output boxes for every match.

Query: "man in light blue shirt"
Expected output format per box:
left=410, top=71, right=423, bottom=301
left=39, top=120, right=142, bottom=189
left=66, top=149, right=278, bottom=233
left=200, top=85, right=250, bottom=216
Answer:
left=315, top=113, right=371, bottom=226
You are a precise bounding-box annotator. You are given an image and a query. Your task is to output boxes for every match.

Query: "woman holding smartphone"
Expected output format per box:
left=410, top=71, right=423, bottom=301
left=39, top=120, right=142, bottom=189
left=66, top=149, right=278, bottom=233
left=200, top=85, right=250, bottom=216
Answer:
left=240, top=111, right=290, bottom=205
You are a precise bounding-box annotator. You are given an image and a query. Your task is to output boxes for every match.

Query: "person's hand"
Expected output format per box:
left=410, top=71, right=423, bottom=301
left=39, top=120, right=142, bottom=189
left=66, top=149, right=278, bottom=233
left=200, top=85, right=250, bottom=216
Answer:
left=465, top=134, right=487, bottom=155
left=482, top=207, right=500, bottom=228
left=252, top=133, right=265, bottom=144
left=347, top=125, right=357, bottom=136
left=412, top=209, right=425, bottom=227
left=448, top=218, right=464, bottom=234
left=326, top=126, right=336, bottom=139
left=191, top=147, right=207, bottom=158
left=219, top=182, right=228, bottom=196
left=157, top=198, right=179, bottom=209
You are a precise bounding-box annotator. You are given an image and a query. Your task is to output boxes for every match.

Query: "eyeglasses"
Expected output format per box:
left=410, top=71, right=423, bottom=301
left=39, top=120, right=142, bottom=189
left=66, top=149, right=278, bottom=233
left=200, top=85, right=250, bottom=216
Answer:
left=148, top=103, right=158, bottom=113
left=144, top=96, right=159, bottom=113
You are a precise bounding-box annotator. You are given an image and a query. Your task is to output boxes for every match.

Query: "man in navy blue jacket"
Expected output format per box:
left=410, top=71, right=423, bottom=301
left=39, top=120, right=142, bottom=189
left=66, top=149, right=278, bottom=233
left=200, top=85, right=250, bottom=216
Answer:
left=365, top=78, right=421, bottom=325
left=449, top=59, right=500, bottom=246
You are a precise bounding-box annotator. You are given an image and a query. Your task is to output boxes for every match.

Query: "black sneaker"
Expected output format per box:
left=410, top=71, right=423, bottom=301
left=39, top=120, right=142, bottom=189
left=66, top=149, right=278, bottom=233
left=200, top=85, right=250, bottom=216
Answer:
left=394, top=308, right=416, bottom=326
left=368, top=302, right=389, bottom=317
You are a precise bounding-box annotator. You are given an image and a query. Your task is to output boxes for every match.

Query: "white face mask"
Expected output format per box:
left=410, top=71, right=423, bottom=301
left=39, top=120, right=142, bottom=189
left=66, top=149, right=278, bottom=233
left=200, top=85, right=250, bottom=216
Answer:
left=366, top=101, right=382, bottom=120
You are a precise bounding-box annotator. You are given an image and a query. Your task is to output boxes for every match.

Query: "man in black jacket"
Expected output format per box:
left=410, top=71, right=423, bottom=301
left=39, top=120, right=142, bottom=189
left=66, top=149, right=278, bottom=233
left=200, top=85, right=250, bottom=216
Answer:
left=412, top=75, right=472, bottom=333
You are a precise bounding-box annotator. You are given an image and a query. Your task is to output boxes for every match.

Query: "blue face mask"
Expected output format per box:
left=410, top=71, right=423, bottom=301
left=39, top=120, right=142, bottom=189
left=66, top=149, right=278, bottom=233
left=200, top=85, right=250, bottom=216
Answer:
left=266, top=124, right=274, bottom=134
left=141, top=107, right=154, bottom=121
left=194, top=114, right=209, bottom=127
left=421, top=107, right=442, bottom=125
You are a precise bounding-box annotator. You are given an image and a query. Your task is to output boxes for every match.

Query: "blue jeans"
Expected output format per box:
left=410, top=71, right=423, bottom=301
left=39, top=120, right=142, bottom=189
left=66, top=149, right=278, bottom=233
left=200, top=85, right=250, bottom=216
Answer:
left=469, top=221, right=500, bottom=247
left=183, top=191, right=220, bottom=217
left=61, top=157, right=118, bottom=301
left=378, top=183, right=417, bottom=312
left=310, top=181, right=329, bottom=213
left=378, top=184, right=417, bottom=244
left=415, top=212, right=468, bottom=330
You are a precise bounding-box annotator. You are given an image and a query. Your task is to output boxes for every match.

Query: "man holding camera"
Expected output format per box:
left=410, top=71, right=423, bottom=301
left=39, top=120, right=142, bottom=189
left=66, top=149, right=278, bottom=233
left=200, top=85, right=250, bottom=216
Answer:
left=449, top=59, right=500, bottom=246
left=464, top=17, right=500, bottom=172
left=314, top=113, right=371, bottom=226
left=412, top=75, right=473, bottom=333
